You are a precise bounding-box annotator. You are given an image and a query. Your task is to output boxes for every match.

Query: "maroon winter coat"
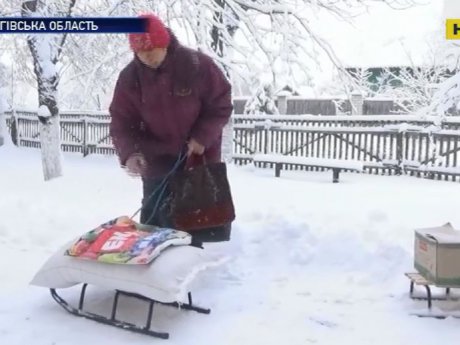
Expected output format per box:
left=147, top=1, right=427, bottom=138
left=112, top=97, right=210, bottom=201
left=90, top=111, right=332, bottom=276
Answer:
left=109, top=31, right=233, bottom=179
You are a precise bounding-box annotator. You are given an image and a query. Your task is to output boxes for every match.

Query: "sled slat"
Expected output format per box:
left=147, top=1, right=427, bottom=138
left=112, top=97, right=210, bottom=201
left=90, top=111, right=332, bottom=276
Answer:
left=405, top=272, right=432, bottom=286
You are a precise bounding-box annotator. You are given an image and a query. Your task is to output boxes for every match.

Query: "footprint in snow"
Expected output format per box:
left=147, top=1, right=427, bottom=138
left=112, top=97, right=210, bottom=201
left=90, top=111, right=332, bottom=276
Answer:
left=308, top=317, right=338, bottom=328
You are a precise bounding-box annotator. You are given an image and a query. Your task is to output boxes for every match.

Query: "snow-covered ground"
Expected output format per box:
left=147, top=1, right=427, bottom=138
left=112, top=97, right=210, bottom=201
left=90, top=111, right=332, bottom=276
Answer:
left=1, top=144, right=460, bottom=344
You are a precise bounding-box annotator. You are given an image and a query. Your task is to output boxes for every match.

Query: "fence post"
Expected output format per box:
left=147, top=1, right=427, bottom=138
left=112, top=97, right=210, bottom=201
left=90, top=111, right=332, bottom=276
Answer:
left=427, top=131, right=438, bottom=179
left=254, top=121, right=270, bottom=155
left=82, top=116, right=88, bottom=157
left=351, top=91, right=364, bottom=115
left=396, top=132, right=404, bottom=175
left=277, top=94, right=288, bottom=115
left=12, top=109, right=19, bottom=146
left=265, top=127, right=269, bottom=154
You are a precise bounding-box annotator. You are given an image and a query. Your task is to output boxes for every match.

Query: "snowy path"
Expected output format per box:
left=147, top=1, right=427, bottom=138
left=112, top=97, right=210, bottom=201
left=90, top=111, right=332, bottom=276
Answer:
left=1, top=146, right=460, bottom=344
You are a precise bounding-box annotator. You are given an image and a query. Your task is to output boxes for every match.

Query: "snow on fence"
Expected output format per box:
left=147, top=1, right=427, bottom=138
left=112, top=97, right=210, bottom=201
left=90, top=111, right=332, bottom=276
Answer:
left=4, top=109, right=460, bottom=181
left=232, top=114, right=460, bottom=129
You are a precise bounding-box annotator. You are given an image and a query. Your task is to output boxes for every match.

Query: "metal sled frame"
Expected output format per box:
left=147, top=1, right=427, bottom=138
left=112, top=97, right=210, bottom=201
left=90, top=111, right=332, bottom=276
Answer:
left=405, top=272, right=460, bottom=319
left=50, top=284, right=210, bottom=339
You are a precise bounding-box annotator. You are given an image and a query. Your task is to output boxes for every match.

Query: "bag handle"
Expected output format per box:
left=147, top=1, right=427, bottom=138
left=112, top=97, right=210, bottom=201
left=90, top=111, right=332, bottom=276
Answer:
left=130, top=150, right=187, bottom=222
left=185, top=153, right=207, bottom=170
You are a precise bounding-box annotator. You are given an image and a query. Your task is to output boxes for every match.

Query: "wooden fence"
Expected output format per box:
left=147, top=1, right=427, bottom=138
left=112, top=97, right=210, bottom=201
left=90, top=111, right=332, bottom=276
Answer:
left=233, top=123, right=460, bottom=181
left=4, top=109, right=460, bottom=182
left=5, top=109, right=115, bottom=156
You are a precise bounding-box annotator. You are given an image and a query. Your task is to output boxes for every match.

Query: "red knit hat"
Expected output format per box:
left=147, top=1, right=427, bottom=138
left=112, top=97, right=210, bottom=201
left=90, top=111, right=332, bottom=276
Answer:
left=129, top=14, right=170, bottom=52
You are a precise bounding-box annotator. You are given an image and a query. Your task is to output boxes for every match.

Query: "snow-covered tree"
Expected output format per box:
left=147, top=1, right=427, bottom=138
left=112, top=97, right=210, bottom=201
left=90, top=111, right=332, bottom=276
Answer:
left=371, top=34, right=460, bottom=115
left=320, top=67, right=374, bottom=113
left=57, top=1, right=144, bottom=109
left=0, top=0, right=419, bottom=167
left=244, top=78, right=279, bottom=115
left=422, top=39, right=460, bottom=117
left=323, top=31, right=458, bottom=115
left=2, top=0, right=418, bottom=110
left=35, top=0, right=423, bottom=109
left=378, top=65, right=453, bottom=114
left=21, top=0, right=77, bottom=181
left=425, top=72, right=460, bottom=118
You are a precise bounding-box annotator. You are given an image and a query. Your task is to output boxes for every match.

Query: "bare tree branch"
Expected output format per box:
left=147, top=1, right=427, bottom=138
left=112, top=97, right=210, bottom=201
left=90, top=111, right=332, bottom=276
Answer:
left=56, top=0, right=77, bottom=61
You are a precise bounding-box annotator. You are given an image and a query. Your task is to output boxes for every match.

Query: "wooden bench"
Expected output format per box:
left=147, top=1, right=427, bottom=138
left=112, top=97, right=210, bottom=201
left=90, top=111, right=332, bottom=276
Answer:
left=405, top=166, right=460, bottom=181
left=253, top=154, right=364, bottom=183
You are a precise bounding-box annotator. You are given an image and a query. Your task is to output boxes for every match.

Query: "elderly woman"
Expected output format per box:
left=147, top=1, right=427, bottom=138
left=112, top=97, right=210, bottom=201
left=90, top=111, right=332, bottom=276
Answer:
left=109, top=13, right=233, bottom=240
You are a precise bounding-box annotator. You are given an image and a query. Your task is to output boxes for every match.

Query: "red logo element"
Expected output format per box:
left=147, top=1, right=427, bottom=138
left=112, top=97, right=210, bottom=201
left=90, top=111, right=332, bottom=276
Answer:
left=419, top=241, right=428, bottom=251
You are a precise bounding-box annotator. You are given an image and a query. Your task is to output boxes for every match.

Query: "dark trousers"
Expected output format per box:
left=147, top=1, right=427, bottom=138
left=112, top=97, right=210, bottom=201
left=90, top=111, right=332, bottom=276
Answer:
left=140, top=177, right=172, bottom=228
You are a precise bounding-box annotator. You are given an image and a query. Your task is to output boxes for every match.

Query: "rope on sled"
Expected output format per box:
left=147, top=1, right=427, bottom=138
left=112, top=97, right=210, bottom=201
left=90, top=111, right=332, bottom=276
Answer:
left=130, top=150, right=188, bottom=223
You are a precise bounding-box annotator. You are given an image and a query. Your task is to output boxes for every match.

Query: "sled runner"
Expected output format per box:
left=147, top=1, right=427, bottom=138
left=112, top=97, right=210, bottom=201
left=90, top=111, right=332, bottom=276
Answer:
left=405, top=272, right=460, bottom=319
left=50, top=284, right=210, bottom=339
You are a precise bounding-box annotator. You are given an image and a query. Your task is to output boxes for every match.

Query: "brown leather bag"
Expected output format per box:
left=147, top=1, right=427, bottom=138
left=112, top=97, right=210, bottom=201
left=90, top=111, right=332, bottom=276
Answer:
left=168, top=155, right=236, bottom=232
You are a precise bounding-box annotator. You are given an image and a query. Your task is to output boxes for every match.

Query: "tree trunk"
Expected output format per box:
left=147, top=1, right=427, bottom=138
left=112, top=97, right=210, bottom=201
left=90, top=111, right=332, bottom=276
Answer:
left=211, top=0, right=239, bottom=76
left=22, top=0, right=65, bottom=181
left=30, top=43, right=63, bottom=181
left=211, top=0, right=238, bottom=164
left=211, top=0, right=225, bottom=58
left=39, top=115, right=63, bottom=179
left=0, top=111, right=12, bottom=147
